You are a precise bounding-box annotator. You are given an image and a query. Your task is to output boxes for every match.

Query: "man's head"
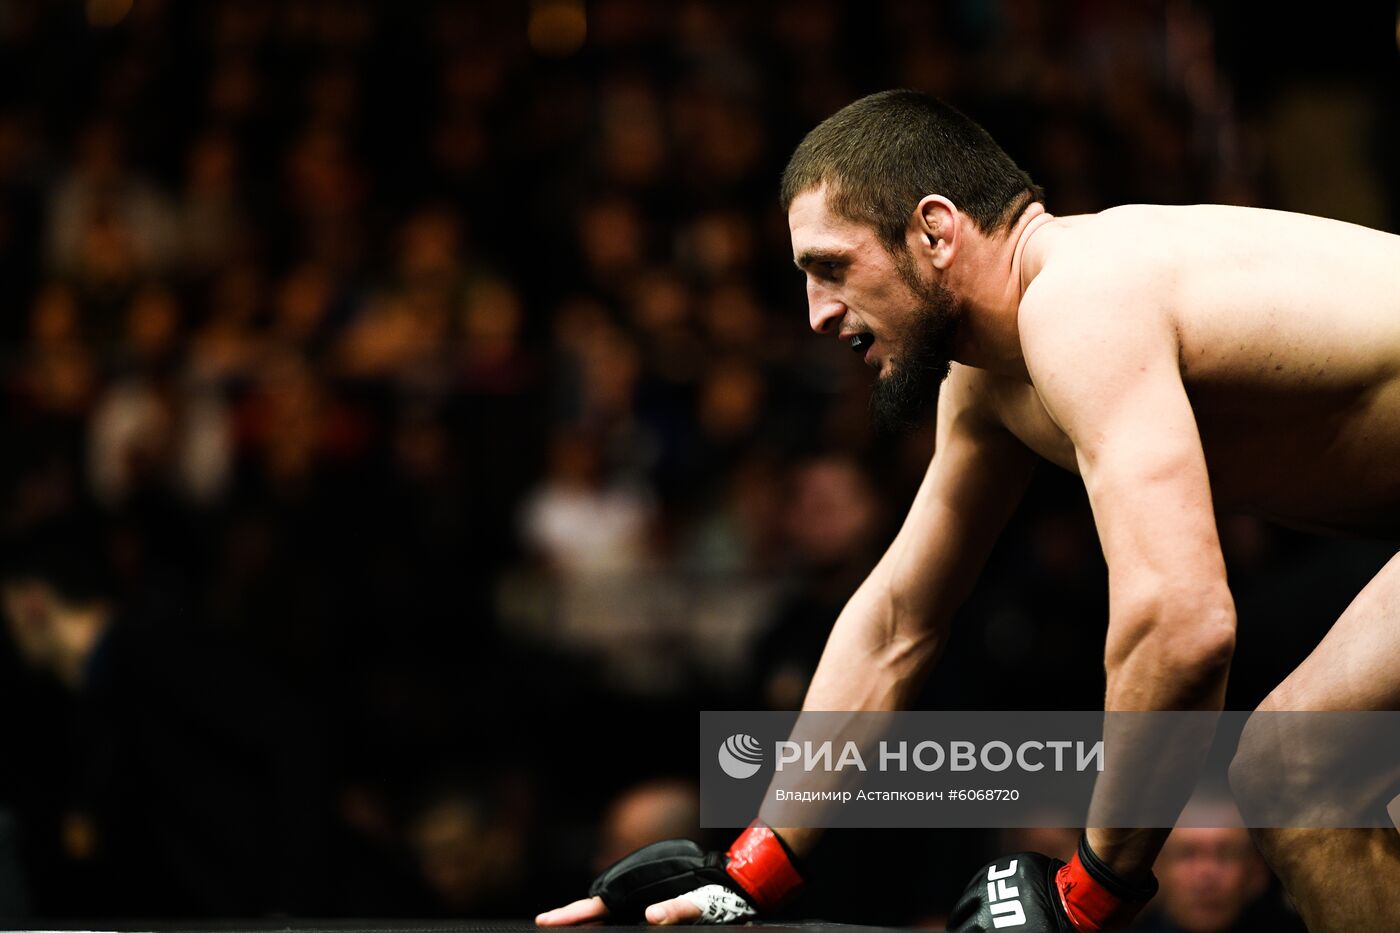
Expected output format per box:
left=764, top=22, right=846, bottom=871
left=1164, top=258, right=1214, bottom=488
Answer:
left=786, top=454, right=881, bottom=569
left=593, top=777, right=701, bottom=874
left=783, top=90, right=1041, bottom=430
left=1154, top=826, right=1269, bottom=933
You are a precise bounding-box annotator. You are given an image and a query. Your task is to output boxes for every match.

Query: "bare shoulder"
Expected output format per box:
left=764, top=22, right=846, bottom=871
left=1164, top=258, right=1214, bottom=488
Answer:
left=1026, top=205, right=1181, bottom=289
left=1017, top=207, right=1180, bottom=362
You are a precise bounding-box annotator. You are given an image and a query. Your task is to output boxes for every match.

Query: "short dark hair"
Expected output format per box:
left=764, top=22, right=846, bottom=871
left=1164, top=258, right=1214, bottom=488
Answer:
left=780, top=89, right=1043, bottom=251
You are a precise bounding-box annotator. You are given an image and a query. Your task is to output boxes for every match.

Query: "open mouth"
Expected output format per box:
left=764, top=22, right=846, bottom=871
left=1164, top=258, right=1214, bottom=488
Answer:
left=849, top=332, right=876, bottom=365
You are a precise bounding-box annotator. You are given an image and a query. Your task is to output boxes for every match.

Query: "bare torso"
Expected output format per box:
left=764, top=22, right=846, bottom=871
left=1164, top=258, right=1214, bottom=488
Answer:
left=981, top=203, right=1400, bottom=537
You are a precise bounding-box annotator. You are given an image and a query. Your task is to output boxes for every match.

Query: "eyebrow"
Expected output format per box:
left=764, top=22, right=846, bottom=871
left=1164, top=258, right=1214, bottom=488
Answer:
left=794, top=249, right=845, bottom=271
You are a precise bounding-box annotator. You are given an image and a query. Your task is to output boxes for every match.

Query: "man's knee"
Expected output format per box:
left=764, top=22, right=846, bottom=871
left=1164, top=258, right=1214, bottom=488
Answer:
left=1231, top=703, right=1328, bottom=872
left=1229, top=692, right=1296, bottom=818
left=1230, top=692, right=1396, bottom=828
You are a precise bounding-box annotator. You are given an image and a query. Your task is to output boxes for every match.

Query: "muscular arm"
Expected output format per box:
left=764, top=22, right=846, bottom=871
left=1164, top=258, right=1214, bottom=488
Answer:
left=1020, top=262, right=1236, bottom=881
left=769, top=365, right=1037, bottom=857
left=539, top=371, right=1037, bottom=928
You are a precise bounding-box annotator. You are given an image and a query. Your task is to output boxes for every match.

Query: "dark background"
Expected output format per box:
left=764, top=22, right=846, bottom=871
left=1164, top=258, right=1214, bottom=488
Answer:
left=0, top=0, right=1395, bottom=926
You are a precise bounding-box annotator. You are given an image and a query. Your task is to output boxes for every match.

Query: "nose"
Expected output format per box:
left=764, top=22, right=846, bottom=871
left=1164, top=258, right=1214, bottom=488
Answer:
left=807, top=281, right=843, bottom=335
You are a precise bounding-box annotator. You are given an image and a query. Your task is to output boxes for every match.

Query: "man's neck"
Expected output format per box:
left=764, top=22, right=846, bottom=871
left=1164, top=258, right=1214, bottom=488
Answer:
left=948, top=202, right=1055, bottom=379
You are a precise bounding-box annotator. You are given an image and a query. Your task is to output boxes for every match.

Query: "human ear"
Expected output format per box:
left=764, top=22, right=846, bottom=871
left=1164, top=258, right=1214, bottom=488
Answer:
left=914, top=195, right=958, bottom=268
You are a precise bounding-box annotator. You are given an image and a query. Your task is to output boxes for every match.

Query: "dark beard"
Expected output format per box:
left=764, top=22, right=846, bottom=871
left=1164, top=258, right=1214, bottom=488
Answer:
left=870, top=252, right=958, bottom=434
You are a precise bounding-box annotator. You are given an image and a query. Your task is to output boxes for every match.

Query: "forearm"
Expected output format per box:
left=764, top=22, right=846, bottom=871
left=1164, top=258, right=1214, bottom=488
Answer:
left=805, top=573, right=948, bottom=712
left=757, top=393, right=1034, bottom=863
left=1090, top=602, right=1236, bottom=881
left=766, top=575, right=949, bottom=858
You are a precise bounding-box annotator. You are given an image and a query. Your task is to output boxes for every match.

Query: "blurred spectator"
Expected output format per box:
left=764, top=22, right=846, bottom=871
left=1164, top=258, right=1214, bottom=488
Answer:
left=14, top=284, right=99, bottom=426
left=45, top=120, right=178, bottom=287
left=751, top=454, right=886, bottom=709
left=593, top=778, right=702, bottom=874
left=520, top=428, right=657, bottom=580
left=459, top=277, right=533, bottom=394
left=177, top=131, right=247, bottom=276
left=86, top=283, right=235, bottom=507
left=678, top=448, right=785, bottom=576
left=1134, top=821, right=1304, bottom=932
left=405, top=778, right=531, bottom=916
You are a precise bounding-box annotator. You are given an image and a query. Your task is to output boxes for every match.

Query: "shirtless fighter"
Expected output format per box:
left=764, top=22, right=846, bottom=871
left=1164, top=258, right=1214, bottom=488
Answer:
left=536, top=90, right=1400, bottom=932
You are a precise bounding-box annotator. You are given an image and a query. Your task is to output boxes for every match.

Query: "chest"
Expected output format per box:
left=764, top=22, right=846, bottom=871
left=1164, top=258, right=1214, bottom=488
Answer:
left=986, top=381, right=1079, bottom=473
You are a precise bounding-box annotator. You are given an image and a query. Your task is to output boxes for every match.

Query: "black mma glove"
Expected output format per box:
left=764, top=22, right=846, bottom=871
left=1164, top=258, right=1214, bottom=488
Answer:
left=589, top=820, right=804, bottom=923
left=949, top=834, right=1157, bottom=932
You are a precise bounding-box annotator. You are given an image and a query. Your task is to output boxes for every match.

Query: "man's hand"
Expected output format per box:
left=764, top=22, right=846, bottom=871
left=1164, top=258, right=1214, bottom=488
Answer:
left=533, top=890, right=722, bottom=926
left=535, top=822, right=802, bottom=926
left=948, top=835, right=1157, bottom=932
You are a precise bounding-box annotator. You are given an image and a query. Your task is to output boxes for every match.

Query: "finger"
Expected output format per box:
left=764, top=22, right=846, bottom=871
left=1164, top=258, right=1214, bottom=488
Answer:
left=645, top=895, right=704, bottom=926
left=536, top=895, right=609, bottom=926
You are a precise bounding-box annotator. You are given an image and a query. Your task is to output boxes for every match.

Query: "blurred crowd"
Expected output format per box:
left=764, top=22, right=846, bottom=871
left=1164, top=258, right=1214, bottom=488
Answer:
left=0, top=0, right=1394, bottom=927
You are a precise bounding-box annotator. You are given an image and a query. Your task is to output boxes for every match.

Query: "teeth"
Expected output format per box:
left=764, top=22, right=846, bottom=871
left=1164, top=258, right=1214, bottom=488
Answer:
left=849, top=334, right=867, bottom=351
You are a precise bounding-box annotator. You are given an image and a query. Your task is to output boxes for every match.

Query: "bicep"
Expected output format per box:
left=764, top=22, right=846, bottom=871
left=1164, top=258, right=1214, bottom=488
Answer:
left=1021, top=284, right=1230, bottom=620
left=1070, top=372, right=1227, bottom=609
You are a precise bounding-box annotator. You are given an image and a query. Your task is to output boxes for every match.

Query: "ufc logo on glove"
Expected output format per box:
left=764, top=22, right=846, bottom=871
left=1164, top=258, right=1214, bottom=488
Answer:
left=986, top=861, right=1027, bottom=928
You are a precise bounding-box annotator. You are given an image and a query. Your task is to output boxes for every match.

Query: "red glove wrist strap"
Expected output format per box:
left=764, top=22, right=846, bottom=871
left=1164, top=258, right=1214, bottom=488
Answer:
left=1054, top=850, right=1146, bottom=931
left=724, top=820, right=804, bottom=912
